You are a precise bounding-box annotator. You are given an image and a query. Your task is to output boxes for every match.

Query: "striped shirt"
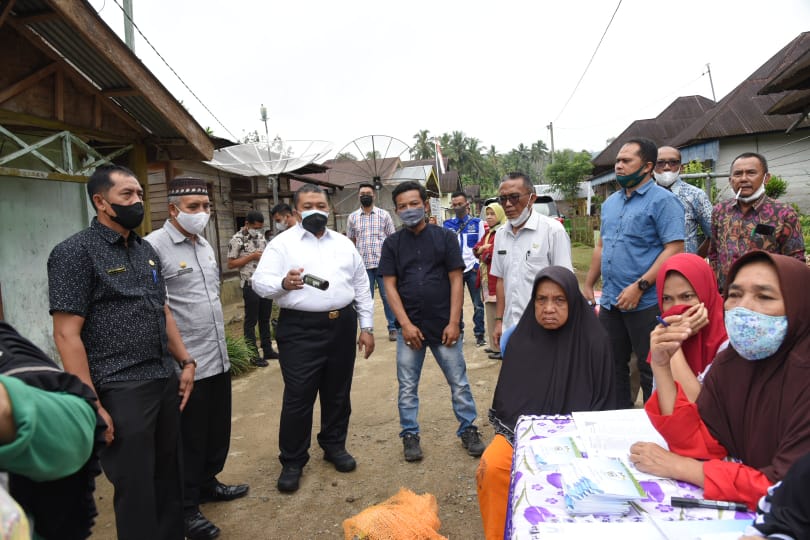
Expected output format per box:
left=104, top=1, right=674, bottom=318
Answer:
left=346, top=206, right=396, bottom=269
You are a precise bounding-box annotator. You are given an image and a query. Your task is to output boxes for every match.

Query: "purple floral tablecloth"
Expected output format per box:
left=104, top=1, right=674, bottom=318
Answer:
left=506, top=415, right=755, bottom=539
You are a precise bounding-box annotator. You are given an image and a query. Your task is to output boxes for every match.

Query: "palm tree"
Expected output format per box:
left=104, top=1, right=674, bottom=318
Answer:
left=411, top=130, right=434, bottom=159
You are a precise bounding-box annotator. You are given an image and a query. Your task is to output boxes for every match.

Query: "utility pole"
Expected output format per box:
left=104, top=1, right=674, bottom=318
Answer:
left=123, top=0, right=135, bottom=51
left=260, top=104, right=278, bottom=205
left=705, top=63, right=717, bottom=102
left=546, top=122, right=555, bottom=164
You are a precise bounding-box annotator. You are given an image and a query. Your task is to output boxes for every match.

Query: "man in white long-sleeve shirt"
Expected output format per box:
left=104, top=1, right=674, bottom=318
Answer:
left=252, top=184, right=375, bottom=494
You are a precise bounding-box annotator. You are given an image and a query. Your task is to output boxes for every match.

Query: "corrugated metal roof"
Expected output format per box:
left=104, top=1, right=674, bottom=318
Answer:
left=9, top=0, right=212, bottom=157
left=590, top=96, right=715, bottom=173
left=759, top=48, right=810, bottom=93
left=670, top=32, right=810, bottom=147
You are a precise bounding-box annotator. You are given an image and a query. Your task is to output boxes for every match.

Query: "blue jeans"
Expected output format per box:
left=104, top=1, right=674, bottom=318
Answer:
left=463, top=269, right=486, bottom=337
left=396, top=332, right=478, bottom=437
left=367, top=268, right=396, bottom=331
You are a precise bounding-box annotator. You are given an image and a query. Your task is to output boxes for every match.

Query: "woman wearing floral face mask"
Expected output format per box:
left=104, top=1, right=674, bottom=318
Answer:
left=629, top=251, right=810, bottom=511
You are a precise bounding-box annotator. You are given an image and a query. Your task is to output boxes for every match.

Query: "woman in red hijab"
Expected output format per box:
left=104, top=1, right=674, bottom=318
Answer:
left=629, top=252, right=810, bottom=511
left=654, top=253, right=728, bottom=401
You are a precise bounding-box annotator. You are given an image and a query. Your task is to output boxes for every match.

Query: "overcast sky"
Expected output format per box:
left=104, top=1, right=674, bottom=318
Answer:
left=91, top=0, right=810, bottom=158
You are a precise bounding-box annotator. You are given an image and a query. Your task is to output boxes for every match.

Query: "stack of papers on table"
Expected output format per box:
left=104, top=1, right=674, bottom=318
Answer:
left=560, top=456, right=646, bottom=515
left=572, top=409, right=670, bottom=480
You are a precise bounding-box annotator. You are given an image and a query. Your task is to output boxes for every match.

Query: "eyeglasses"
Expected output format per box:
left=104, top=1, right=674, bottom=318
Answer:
left=655, top=159, right=681, bottom=169
left=497, top=193, right=529, bottom=206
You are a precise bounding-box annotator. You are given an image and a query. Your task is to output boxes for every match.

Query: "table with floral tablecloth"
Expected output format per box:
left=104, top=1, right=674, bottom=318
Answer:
left=506, top=414, right=755, bottom=539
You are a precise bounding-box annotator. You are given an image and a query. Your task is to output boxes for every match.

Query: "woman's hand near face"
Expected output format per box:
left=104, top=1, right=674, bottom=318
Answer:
left=650, top=316, right=692, bottom=367
left=677, top=303, right=709, bottom=334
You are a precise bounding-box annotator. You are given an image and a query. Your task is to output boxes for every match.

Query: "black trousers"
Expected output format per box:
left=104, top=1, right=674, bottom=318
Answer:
left=98, top=375, right=183, bottom=540
left=598, top=304, right=659, bottom=409
left=243, top=282, right=274, bottom=357
left=276, top=305, right=357, bottom=468
left=181, top=371, right=232, bottom=512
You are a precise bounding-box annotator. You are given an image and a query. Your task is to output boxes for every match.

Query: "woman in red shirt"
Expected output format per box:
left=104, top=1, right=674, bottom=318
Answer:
left=630, top=251, right=810, bottom=510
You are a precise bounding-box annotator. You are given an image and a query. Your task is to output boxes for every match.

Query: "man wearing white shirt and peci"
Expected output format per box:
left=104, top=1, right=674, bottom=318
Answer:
left=252, top=184, right=375, bottom=494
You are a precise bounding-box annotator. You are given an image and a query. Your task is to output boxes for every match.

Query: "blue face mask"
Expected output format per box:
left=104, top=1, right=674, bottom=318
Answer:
left=399, top=207, right=425, bottom=228
left=724, top=306, right=788, bottom=361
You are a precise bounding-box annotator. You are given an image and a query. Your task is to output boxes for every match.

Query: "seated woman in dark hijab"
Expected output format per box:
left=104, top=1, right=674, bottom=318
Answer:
left=630, top=252, right=810, bottom=511
left=475, top=266, right=615, bottom=540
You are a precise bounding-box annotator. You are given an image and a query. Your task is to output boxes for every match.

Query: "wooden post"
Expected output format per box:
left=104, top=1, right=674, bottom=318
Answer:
left=129, top=141, right=150, bottom=235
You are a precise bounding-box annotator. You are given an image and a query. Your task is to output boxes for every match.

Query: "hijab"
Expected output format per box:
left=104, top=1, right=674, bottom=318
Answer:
left=491, top=266, right=615, bottom=432
left=485, top=202, right=506, bottom=233
left=0, top=322, right=106, bottom=539
left=655, top=253, right=727, bottom=375
left=697, top=251, right=810, bottom=482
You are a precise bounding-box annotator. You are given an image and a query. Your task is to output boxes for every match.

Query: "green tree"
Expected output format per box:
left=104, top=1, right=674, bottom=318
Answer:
left=335, top=151, right=358, bottom=161
left=365, top=150, right=381, bottom=160
left=411, top=129, right=434, bottom=159
left=765, top=175, right=788, bottom=199
left=545, top=149, right=593, bottom=203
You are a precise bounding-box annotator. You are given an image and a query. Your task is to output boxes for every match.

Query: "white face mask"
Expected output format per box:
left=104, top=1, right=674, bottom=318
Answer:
left=274, top=220, right=288, bottom=232
left=508, top=200, right=531, bottom=227
left=736, top=183, right=766, bottom=203
left=176, top=211, right=210, bottom=235
left=654, top=170, right=679, bottom=187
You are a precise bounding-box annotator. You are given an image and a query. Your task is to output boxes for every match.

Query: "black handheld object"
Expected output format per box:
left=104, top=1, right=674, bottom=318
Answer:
left=753, top=223, right=776, bottom=236
left=302, top=273, right=329, bottom=290
left=670, top=496, right=748, bottom=512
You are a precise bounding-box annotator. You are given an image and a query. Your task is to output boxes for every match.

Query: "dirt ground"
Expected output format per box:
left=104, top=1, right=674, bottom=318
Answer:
left=91, top=293, right=503, bottom=539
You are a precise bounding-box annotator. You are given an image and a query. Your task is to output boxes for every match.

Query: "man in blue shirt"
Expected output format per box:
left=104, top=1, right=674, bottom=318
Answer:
left=380, top=182, right=485, bottom=462
left=443, top=191, right=487, bottom=346
left=584, top=138, right=684, bottom=408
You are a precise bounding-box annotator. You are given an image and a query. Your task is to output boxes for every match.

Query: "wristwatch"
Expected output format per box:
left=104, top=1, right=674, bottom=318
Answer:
left=360, top=327, right=374, bottom=335
left=637, top=279, right=651, bottom=292
left=180, top=358, right=197, bottom=369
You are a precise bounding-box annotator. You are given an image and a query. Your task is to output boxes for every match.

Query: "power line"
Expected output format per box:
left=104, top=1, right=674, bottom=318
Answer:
left=554, top=0, right=623, bottom=123
left=109, top=0, right=238, bottom=140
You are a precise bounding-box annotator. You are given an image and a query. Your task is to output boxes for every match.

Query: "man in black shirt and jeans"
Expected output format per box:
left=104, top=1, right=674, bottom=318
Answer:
left=48, top=164, right=196, bottom=540
left=379, top=181, right=485, bottom=462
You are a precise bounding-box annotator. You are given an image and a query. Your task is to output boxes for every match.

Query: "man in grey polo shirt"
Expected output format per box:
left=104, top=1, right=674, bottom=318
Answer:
left=146, top=177, right=248, bottom=540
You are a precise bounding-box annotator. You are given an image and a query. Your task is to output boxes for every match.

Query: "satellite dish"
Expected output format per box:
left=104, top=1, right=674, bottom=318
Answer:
left=327, top=135, right=411, bottom=189
left=206, top=139, right=333, bottom=203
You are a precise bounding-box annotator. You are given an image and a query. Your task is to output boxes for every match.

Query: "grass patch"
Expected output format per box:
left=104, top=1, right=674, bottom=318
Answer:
left=227, top=334, right=257, bottom=377
left=571, top=244, right=593, bottom=274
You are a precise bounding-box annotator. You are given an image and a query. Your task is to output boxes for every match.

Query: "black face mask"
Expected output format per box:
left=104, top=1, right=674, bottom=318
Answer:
left=301, top=211, right=328, bottom=235
left=359, top=195, right=373, bottom=208
left=107, top=201, right=144, bottom=230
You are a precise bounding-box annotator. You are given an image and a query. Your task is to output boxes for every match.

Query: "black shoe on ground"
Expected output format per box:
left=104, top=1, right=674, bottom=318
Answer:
left=323, top=449, right=357, bottom=472
left=461, top=426, right=485, bottom=457
left=488, top=352, right=502, bottom=360
left=264, top=349, right=279, bottom=360
left=475, top=334, right=487, bottom=347
left=199, top=481, right=249, bottom=503
left=251, top=357, right=269, bottom=367
left=184, top=510, right=221, bottom=540
left=402, top=433, right=423, bottom=462
left=484, top=347, right=497, bottom=354
left=277, top=465, right=302, bottom=493
left=388, top=329, right=398, bottom=342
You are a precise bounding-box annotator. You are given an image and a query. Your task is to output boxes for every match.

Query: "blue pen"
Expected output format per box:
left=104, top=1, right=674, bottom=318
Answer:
left=151, top=269, right=158, bottom=284
left=656, top=315, right=670, bottom=327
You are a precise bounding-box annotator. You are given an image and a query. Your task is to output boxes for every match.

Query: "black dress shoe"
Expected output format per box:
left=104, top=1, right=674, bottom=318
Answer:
left=264, top=349, right=279, bottom=360
left=277, top=466, right=302, bottom=493
left=323, top=450, right=357, bottom=472
left=199, top=481, right=249, bottom=503
left=184, top=510, right=220, bottom=540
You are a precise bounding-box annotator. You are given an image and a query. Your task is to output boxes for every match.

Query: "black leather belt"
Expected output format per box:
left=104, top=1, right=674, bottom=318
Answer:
left=280, top=304, right=353, bottom=322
